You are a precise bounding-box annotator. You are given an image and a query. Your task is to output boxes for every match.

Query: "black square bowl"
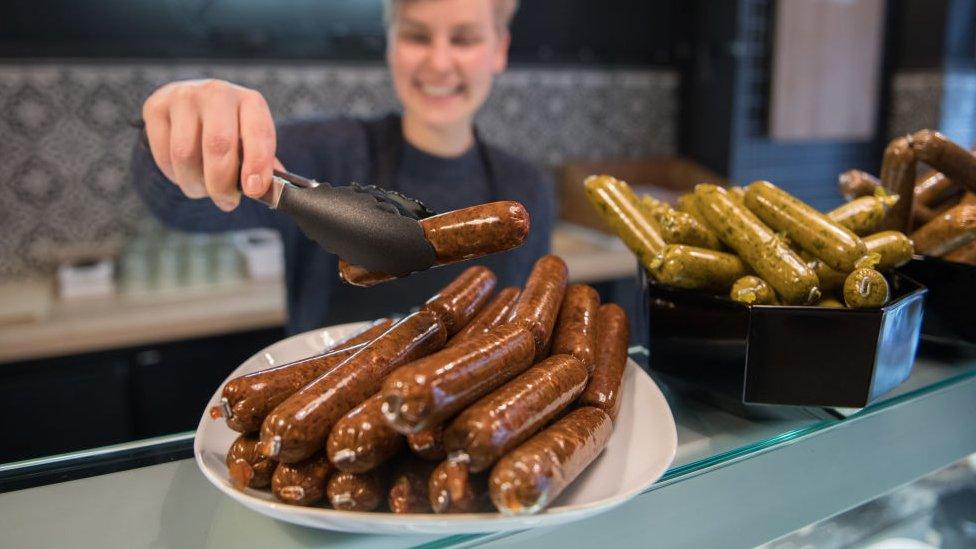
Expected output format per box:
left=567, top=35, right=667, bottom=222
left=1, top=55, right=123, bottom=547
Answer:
left=897, top=256, right=976, bottom=344
left=640, top=269, right=927, bottom=408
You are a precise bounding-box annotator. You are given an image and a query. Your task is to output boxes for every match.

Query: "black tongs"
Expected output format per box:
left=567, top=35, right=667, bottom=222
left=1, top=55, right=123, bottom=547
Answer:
left=134, top=120, right=438, bottom=276
left=260, top=170, right=438, bottom=275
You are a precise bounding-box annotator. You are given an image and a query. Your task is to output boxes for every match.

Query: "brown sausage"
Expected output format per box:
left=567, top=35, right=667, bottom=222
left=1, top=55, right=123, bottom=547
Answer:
left=428, top=459, right=489, bottom=513
left=327, top=469, right=387, bottom=511
left=226, top=434, right=277, bottom=490
left=326, top=393, right=404, bottom=473
left=271, top=454, right=332, bottom=506
left=422, top=266, right=497, bottom=336
left=880, top=136, right=918, bottom=232
left=577, top=304, right=629, bottom=421
left=214, top=345, right=363, bottom=434
left=212, top=319, right=393, bottom=433
left=444, top=355, right=589, bottom=473
left=944, top=239, right=976, bottom=265
left=260, top=310, right=447, bottom=463
left=381, top=323, right=537, bottom=434
left=338, top=201, right=530, bottom=287
left=963, top=192, right=976, bottom=206
left=388, top=456, right=437, bottom=514
left=508, top=255, right=569, bottom=361
left=489, top=407, right=613, bottom=515
left=910, top=204, right=976, bottom=256
left=407, top=424, right=447, bottom=461
left=914, top=171, right=962, bottom=207
left=446, top=287, right=521, bottom=347
left=550, top=285, right=600, bottom=374
left=910, top=130, right=976, bottom=193
left=838, top=170, right=881, bottom=201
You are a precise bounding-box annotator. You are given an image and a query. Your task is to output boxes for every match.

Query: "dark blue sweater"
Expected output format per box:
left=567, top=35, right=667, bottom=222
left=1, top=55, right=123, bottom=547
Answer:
left=130, top=113, right=554, bottom=334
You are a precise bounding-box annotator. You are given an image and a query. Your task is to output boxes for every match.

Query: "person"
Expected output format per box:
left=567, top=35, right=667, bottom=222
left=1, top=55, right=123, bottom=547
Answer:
left=131, top=0, right=553, bottom=334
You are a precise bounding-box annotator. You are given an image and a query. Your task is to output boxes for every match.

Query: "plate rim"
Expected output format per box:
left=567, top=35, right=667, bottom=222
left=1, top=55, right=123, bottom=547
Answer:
left=193, top=322, right=677, bottom=532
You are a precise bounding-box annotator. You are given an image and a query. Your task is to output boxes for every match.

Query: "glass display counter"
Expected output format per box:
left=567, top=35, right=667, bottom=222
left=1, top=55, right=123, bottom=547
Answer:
left=1, top=343, right=974, bottom=548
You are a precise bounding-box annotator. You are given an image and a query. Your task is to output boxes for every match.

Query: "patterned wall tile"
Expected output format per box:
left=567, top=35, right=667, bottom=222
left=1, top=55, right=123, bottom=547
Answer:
left=0, top=62, right=677, bottom=279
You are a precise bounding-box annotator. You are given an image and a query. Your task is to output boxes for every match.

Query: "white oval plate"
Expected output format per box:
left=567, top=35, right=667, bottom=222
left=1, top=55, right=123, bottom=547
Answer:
left=194, top=322, right=677, bottom=535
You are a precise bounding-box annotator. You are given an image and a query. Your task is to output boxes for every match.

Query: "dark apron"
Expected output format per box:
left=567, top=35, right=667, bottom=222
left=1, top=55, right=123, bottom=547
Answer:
left=320, top=114, right=509, bottom=325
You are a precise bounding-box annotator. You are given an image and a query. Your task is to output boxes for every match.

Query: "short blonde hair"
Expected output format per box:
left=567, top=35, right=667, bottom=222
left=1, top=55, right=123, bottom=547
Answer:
left=383, top=0, right=519, bottom=33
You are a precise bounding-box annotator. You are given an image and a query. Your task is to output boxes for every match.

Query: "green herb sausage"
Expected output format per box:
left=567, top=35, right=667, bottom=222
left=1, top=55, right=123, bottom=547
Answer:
left=640, top=196, right=722, bottom=250
left=729, top=275, right=778, bottom=305
left=805, top=231, right=914, bottom=290
left=744, top=181, right=867, bottom=273
left=676, top=193, right=710, bottom=226
left=843, top=268, right=889, bottom=308
left=584, top=175, right=666, bottom=269
left=827, top=192, right=900, bottom=236
left=817, top=296, right=845, bottom=308
left=648, top=244, right=748, bottom=290
left=695, top=184, right=821, bottom=304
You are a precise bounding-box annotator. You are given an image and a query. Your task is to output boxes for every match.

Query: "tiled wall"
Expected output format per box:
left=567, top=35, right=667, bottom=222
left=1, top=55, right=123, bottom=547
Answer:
left=0, top=63, right=678, bottom=279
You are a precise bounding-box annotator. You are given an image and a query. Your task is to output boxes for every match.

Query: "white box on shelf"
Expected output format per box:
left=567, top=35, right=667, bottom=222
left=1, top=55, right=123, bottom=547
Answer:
left=232, top=229, right=284, bottom=281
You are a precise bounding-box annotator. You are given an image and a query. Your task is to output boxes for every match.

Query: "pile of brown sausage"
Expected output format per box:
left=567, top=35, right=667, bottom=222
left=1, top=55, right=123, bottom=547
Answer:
left=839, top=129, right=976, bottom=266
left=213, top=256, right=631, bottom=516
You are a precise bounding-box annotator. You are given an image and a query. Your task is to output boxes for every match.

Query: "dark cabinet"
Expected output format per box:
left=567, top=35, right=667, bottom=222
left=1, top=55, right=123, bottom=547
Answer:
left=0, top=327, right=283, bottom=463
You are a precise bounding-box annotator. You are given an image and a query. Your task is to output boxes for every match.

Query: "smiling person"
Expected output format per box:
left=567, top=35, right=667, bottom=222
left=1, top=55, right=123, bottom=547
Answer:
left=131, top=0, right=553, bottom=334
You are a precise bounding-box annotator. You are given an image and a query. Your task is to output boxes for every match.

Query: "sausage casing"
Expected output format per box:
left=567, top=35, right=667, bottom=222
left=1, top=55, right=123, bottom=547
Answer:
left=730, top=275, right=779, bottom=305
left=745, top=181, right=867, bottom=272
left=388, top=456, right=437, bottom=514
left=271, top=454, right=332, bottom=506
left=214, top=319, right=393, bottom=433
left=827, top=192, right=900, bottom=236
left=381, top=323, right=537, bottom=434
left=423, top=266, right=497, bottom=336
left=880, top=136, right=918, bottom=232
left=407, top=424, right=447, bottom=461
left=648, top=244, right=749, bottom=291
left=577, top=304, right=629, bottom=421
left=226, top=434, right=277, bottom=490
left=838, top=170, right=881, bottom=201
left=550, top=284, right=600, bottom=374
left=508, top=255, right=568, bottom=360
left=326, top=393, right=404, bottom=473
left=328, top=469, right=387, bottom=511
left=695, top=184, right=820, bottom=304
left=446, top=286, right=520, bottom=347
left=428, top=459, right=489, bottom=513
left=910, top=130, right=976, bottom=193
left=444, top=354, right=589, bottom=473
left=910, top=204, right=976, bottom=256
left=489, top=407, right=613, bottom=515
left=584, top=175, right=666, bottom=269
left=260, top=311, right=447, bottom=463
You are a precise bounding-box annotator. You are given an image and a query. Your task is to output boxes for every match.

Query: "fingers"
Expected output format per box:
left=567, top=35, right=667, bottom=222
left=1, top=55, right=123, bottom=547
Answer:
left=142, top=94, right=175, bottom=184
left=168, top=96, right=207, bottom=199
left=238, top=91, right=276, bottom=199
left=200, top=88, right=242, bottom=211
